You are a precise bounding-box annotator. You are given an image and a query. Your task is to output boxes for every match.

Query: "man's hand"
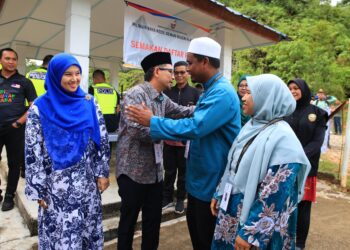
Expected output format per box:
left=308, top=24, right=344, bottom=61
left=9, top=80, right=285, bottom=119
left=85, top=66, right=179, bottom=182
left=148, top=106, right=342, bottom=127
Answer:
left=235, top=235, right=251, bottom=250
left=11, top=122, right=19, bottom=128
left=210, top=198, right=219, bottom=216
left=125, top=102, right=153, bottom=127
left=38, top=199, right=48, bottom=209
left=97, top=177, right=110, bottom=193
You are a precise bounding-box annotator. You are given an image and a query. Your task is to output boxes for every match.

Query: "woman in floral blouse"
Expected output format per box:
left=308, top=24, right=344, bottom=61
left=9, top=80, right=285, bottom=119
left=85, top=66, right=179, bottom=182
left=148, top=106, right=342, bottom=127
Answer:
left=210, top=74, right=310, bottom=250
left=25, top=53, right=110, bottom=249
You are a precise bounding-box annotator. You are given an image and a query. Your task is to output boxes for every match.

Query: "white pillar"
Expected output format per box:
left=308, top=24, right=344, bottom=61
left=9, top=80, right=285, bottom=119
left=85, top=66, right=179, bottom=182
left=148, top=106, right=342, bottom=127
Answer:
left=215, top=27, right=234, bottom=82
left=65, top=0, right=91, bottom=92
left=110, top=61, right=121, bottom=91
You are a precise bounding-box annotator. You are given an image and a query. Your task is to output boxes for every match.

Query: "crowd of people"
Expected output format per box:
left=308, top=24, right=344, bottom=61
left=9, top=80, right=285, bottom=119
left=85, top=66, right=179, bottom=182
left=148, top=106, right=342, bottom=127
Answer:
left=0, top=34, right=345, bottom=250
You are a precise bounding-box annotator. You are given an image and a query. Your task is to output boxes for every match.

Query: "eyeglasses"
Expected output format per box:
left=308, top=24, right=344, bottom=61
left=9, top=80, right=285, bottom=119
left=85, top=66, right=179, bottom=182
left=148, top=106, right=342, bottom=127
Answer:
left=158, top=67, right=173, bottom=74
left=174, top=71, right=187, bottom=76
left=239, top=84, right=248, bottom=89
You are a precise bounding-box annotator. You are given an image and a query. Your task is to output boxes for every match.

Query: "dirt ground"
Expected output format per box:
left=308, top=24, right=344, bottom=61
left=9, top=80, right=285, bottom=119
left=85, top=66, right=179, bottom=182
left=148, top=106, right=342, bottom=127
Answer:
left=133, top=133, right=350, bottom=250
left=133, top=187, right=350, bottom=250
left=322, top=133, right=347, bottom=168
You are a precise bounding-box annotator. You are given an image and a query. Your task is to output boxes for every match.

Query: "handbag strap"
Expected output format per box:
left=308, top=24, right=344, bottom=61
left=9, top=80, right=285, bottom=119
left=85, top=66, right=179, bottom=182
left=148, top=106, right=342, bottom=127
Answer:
left=234, top=117, right=283, bottom=174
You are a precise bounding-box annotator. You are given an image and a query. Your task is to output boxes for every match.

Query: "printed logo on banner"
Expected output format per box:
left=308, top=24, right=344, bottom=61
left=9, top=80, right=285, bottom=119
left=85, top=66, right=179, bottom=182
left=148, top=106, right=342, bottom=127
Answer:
left=123, top=2, right=209, bottom=67
left=170, top=20, right=176, bottom=30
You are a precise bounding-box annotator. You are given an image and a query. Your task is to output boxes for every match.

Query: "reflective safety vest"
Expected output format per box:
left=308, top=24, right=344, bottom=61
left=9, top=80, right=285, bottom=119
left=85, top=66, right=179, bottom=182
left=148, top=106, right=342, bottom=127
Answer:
left=26, top=68, right=47, bottom=97
left=92, top=83, right=118, bottom=115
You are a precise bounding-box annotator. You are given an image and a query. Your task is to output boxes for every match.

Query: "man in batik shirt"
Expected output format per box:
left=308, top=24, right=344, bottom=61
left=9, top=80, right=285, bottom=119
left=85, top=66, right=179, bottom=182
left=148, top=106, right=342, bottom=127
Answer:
left=115, top=52, right=194, bottom=250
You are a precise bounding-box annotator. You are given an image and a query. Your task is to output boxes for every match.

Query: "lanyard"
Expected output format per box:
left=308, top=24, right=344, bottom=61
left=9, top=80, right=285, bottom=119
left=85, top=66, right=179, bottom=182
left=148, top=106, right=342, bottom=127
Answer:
left=197, top=73, right=223, bottom=104
left=205, top=73, right=223, bottom=92
left=229, top=117, right=284, bottom=174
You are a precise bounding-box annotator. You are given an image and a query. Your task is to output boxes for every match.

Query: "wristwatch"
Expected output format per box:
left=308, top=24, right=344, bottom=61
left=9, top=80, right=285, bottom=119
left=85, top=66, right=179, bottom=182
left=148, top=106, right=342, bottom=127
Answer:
left=15, top=121, right=22, bottom=127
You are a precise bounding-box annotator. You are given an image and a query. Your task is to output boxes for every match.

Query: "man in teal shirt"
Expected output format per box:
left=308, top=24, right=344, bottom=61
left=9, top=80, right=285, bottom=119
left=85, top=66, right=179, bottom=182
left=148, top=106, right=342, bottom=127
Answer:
left=126, top=37, right=241, bottom=250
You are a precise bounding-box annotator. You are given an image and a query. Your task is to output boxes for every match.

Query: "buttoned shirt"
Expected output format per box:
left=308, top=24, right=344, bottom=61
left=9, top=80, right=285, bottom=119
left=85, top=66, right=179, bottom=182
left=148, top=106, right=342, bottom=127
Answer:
left=116, top=82, right=194, bottom=184
left=150, top=72, right=241, bottom=201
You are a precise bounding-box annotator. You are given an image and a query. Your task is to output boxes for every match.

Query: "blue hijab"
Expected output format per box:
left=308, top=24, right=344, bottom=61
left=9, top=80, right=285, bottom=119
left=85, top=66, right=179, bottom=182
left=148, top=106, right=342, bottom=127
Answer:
left=217, top=74, right=310, bottom=224
left=35, top=53, right=100, bottom=170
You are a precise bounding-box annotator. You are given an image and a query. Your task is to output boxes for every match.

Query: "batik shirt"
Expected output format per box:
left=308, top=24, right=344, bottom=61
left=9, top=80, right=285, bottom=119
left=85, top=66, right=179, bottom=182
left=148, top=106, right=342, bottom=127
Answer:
left=212, top=163, right=300, bottom=250
left=116, top=81, right=193, bottom=184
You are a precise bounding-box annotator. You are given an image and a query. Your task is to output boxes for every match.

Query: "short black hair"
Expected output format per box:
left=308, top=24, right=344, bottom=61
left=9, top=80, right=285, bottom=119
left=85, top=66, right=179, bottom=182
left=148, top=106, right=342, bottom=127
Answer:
left=92, top=69, right=106, bottom=80
left=144, top=67, right=155, bottom=82
left=174, top=61, right=188, bottom=69
left=0, top=48, right=18, bottom=59
left=192, top=53, right=220, bottom=69
left=42, top=55, right=53, bottom=66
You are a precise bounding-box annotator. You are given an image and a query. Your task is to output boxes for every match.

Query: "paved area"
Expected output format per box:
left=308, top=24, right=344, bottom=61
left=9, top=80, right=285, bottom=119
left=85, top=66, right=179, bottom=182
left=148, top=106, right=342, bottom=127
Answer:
left=1, top=134, right=349, bottom=249
left=133, top=181, right=350, bottom=250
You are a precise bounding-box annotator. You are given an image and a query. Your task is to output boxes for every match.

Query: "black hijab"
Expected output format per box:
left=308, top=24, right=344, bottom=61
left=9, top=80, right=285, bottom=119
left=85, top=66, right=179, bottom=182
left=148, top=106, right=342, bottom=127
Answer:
left=287, top=78, right=311, bottom=108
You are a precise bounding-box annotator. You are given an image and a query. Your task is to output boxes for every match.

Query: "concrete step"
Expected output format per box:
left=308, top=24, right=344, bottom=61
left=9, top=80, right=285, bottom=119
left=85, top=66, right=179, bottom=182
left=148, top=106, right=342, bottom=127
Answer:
left=103, top=203, right=187, bottom=242
left=103, top=216, right=187, bottom=249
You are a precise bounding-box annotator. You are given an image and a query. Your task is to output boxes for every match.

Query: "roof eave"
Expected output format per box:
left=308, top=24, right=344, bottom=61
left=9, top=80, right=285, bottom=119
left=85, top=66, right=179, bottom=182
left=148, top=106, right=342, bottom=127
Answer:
left=175, top=0, right=289, bottom=43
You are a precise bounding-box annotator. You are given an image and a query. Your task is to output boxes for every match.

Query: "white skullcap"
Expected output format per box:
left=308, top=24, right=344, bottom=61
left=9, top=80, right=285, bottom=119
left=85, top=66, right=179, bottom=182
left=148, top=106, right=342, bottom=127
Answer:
left=187, top=37, right=221, bottom=59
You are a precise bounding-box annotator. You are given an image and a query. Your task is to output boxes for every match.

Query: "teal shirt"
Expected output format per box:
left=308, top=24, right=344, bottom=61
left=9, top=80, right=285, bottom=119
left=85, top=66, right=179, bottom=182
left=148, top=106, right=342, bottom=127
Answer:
left=239, top=95, right=251, bottom=126
left=312, top=95, right=337, bottom=111
left=150, top=72, right=241, bottom=201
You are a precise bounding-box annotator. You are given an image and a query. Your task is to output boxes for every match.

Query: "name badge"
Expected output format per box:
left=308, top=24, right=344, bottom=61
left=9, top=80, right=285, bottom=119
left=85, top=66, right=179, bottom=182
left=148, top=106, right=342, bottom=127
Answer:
left=154, top=143, right=163, bottom=164
left=11, top=84, right=21, bottom=88
left=220, top=183, right=233, bottom=212
left=184, top=140, right=190, bottom=159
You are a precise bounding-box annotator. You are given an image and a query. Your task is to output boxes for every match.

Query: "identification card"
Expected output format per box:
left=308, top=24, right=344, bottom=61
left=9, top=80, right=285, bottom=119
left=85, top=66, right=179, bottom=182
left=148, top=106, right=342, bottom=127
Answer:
left=154, top=143, right=163, bottom=164
left=184, top=140, right=190, bottom=159
left=220, top=183, right=233, bottom=212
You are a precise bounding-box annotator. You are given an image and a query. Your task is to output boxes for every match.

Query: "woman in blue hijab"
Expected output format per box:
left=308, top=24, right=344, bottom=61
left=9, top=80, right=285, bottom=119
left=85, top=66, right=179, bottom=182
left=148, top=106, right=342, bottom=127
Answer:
left=25, top=53, right=110, bottom=249
left=211, top=74, right=310, bottom=250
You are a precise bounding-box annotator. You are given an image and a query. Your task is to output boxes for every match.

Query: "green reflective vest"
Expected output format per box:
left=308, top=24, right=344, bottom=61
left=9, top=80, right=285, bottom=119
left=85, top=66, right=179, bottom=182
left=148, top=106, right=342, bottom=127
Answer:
left=92, top=83, right=118, bottom=115
left=26, top=68, right=47, bottom=97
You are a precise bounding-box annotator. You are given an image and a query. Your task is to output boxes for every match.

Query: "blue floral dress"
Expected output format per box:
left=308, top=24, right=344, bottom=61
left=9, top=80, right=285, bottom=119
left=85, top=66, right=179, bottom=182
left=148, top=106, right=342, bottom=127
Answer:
left=25, top=102, right=110, bottom=250
left=212, top=163, right=300, bottom=250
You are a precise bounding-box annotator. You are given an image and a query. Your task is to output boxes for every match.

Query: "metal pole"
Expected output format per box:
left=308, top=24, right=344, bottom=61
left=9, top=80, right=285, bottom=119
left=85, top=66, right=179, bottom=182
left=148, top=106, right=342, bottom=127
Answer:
left=340, top=99, right=350, bottom=187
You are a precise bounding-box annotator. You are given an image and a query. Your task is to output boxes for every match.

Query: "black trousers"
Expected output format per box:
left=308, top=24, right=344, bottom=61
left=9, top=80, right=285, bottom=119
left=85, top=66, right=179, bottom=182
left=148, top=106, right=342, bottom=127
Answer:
left=104, top=113, right=119, bottom=133
left=296, top=200, right=312, bottom=248
left=163, top=144, right=186, bottom=201
left=186, top=194, right=216, bottom=250
left=117, top=175, right=163, bottom=250
left=0, top=125, right=25, bottom=196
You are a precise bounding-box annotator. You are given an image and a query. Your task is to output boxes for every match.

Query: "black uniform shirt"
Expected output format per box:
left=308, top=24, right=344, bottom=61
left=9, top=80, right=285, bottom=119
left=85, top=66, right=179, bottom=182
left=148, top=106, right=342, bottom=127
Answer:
left=284, top=79, right=328, bottom=177
left=163, top=83, right=200, bottom=111
left=0, top=71, right=37, bottom=126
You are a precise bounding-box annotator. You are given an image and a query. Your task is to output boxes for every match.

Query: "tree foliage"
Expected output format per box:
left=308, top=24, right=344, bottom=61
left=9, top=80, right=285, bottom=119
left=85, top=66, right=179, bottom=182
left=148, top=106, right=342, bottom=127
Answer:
left=222, top=0, right=350, bottom=98
left=118, top=69, right=144, bottom=93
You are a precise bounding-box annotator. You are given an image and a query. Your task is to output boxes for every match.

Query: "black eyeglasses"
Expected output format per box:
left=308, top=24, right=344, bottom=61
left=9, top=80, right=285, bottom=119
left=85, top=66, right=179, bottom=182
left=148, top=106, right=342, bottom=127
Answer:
left=158, top=67, right=173, bottom=74
left=174, top=71, right=187, bottom=75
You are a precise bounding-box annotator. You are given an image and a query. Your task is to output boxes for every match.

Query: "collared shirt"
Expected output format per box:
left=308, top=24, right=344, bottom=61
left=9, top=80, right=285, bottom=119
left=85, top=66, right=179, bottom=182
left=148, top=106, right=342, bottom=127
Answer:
left=116, top=81, right=194, bottom=184
left=150, top=72, right=241, bottom=201
left=0, top=70, right=37, bottom=126
left=163, top=83, right=200, bottom=146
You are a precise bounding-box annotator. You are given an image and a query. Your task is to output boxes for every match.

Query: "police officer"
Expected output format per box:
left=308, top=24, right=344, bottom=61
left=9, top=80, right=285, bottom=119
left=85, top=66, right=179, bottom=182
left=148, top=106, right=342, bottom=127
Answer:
left=26, top=55, right=53, bottom=97
left=0, top=48, right=37, bottom=211
left=89, top=69, right=119, bottom=132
